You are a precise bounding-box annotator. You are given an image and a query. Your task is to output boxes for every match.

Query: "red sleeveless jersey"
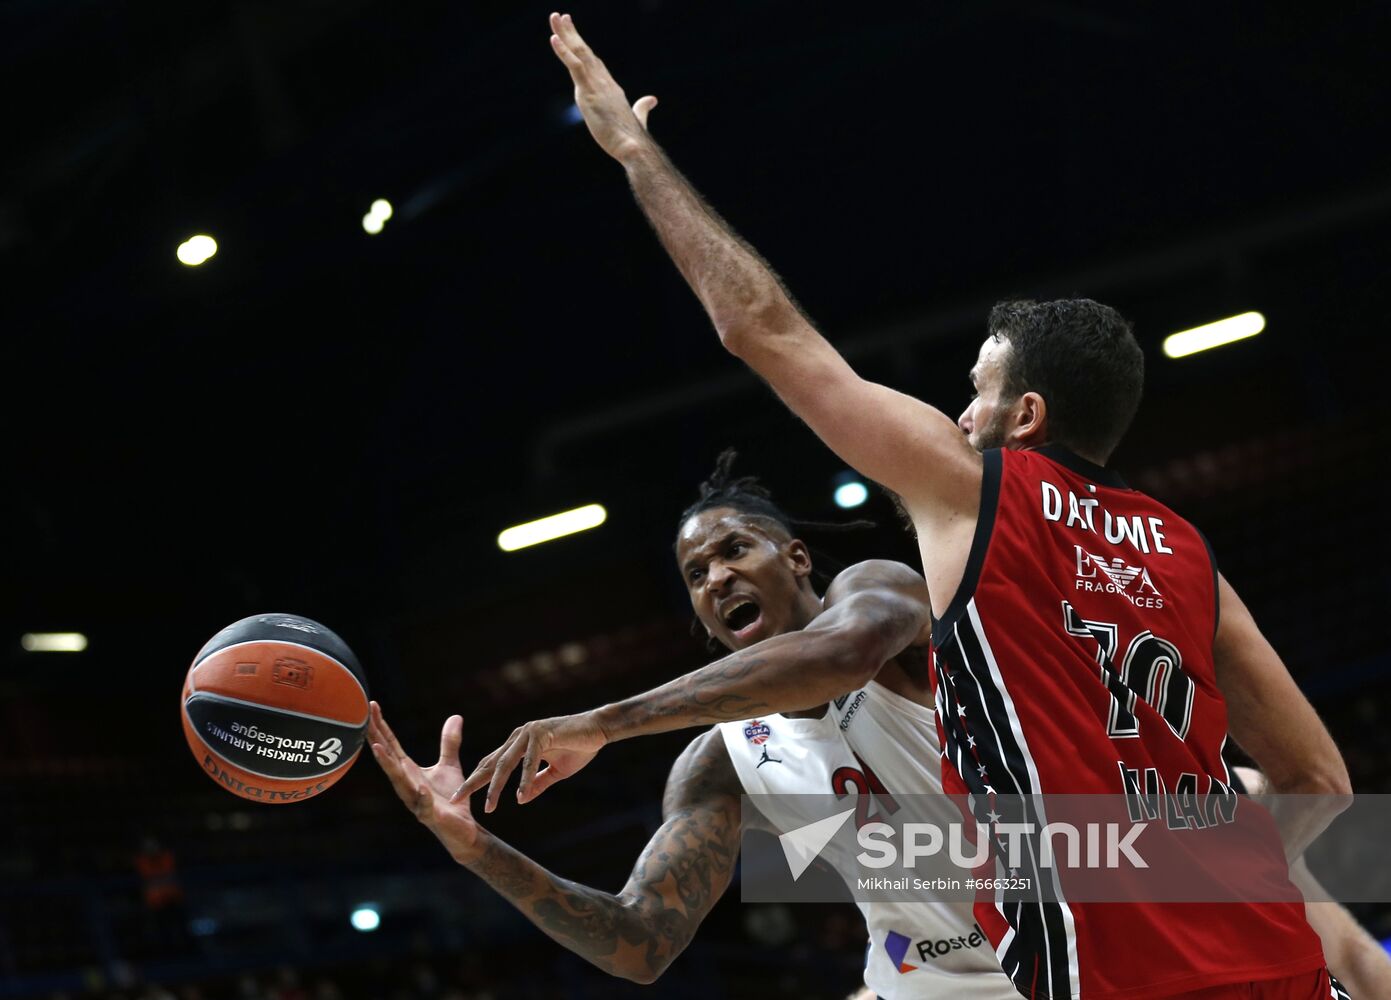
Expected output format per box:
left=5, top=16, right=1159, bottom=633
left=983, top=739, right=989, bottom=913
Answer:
left=931, top=446, right=1324, bottom=999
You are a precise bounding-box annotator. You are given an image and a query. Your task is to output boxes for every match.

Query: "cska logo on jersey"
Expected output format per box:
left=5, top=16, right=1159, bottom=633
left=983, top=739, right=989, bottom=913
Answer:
left=1074, top=545, right=1165, bottom=609
left=744, top=720, right=772, bottom=745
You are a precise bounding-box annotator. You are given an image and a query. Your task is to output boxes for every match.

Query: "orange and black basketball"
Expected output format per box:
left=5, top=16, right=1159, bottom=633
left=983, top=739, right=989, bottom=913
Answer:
left=181, top=614, right=368, bottom=804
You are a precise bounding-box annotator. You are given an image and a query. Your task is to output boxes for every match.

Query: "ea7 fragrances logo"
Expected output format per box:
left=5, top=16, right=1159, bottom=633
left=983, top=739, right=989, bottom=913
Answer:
left=1074, top=545, right=1165, bottom=609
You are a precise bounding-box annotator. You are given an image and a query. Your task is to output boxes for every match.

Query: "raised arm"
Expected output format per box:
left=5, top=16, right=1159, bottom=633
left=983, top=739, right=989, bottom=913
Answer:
left=1214, top=575, right=1351, bottom=857
left=460, top=560, right=930, bottom=809
left=547, top=12, right=981, bottom=523
left=371, top=702, right=742, bottom=984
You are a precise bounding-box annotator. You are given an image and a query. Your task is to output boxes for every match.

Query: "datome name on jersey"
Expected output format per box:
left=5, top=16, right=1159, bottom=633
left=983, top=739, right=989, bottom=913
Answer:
left=1040, top=482, right=1174, bottom=557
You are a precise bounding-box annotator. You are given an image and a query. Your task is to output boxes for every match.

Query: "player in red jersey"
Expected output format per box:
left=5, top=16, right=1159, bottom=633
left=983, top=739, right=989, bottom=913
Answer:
left=545, top=12, right=1354, bottom=998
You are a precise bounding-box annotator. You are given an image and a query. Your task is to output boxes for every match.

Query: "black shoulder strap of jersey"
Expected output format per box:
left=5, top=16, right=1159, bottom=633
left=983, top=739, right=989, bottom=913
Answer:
left=931, top=448, right=1003, bottom=646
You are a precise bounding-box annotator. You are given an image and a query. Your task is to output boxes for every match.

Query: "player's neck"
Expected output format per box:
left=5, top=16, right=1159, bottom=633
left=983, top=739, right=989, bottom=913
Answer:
left=1023, top=440, right=1108, bottom=468
left=792, top=589, right=822, bottom=630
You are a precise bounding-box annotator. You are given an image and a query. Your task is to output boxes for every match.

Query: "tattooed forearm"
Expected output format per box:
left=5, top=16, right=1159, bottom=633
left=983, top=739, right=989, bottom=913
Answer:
left=594, top=572, right=931, bottom=743
left=597, top=626, right=874, bottom=742
left=636, top=654, right=774, bottom=724
left=460, top=731, right=743, bottom=984
left=464, top=832, right=655, bottom=980
left=469, top=836, right=541, bottom=899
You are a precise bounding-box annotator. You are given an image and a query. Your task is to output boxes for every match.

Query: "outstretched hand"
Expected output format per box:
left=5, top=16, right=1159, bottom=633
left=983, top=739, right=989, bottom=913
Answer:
left=454, top=710, right=610, bottom=813
left=549, top=11, right=657, bottom=162
left=368, top=701, right=485, bottom=864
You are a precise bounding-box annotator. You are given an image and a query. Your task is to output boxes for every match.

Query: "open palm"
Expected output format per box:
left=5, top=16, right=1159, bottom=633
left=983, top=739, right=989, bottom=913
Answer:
left=368, top=701, right=484, bottom=865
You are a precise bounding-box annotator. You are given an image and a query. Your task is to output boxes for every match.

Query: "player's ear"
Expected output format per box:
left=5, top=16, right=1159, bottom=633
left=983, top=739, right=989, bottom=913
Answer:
left=1011, top=391, right=1048, bottom=448
left=785, top=539, right=813, bottom=580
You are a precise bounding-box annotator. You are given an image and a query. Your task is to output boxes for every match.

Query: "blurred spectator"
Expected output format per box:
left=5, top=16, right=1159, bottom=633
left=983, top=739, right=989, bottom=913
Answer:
left=268, top=968, right=306, bottom=1000
left=134, top=836, right=188, bottom=957
left=134, top=838, right=183, bottom=911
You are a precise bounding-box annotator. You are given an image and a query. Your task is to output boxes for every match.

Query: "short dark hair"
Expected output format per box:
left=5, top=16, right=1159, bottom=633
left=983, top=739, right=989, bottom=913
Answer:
left=988, top=298, right=1144, bottom=461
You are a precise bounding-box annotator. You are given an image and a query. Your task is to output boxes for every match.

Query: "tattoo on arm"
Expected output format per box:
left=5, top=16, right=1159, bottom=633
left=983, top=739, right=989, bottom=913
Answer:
left=463, top=730, right=742, bottom=983
left=624, top=650, right=774, bottom=728
left=603, top=564, right=932, bottom=740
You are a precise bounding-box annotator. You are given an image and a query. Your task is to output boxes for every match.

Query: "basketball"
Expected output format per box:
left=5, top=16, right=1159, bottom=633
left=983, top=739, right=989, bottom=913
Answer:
left=181, top=613, right=369, bottom=804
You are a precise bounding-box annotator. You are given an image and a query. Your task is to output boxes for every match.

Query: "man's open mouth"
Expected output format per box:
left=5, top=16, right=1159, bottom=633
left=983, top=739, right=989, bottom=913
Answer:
left=720, top=596, right=763, bottom=638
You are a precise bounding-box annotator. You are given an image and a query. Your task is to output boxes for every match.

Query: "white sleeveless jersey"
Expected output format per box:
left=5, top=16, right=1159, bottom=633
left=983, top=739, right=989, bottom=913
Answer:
left=718, top=680, right=1016, bottom=1000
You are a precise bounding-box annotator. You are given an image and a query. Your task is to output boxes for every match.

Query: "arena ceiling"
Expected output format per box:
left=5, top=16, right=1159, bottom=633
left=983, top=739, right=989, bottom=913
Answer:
left=4, top=1, right=1389, bottom=695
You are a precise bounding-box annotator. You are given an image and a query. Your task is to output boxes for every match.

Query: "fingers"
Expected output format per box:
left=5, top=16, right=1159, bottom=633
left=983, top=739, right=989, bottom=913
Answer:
left=366, top=700, right=385, bottom=748
left=369, top=701, right=407, bottom=762
left=452, top=757, right=495, bottom=802
left=370, top=738, right=420, bottom=810
left=632, top=95, right=658, bottom=129
left=439, top=714, right=463, bottom=766
left=517, top=737, right=542, bottom=801
left=549, top=12, right=601, bottom=79
left=549, top=32, right=582, bottom=72
left=548, top=13, right=584, bottom=72
left=520, top=763, right=563, bottom=803
left=366, top=702, right=438, bottom=820
left=452, top=726, right=519, bottom=802
left=550, top=12, right=588, bottom=55
left=484, top=736, right=529, bottom=814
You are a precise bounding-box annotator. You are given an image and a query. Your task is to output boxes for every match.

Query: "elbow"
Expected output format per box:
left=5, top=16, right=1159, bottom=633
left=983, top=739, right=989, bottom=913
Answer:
left=1321, top=765, right=1353, bottom=800
left=712, top=295, right=794, bottom=360
left=1305, top=754, right=1353, bottom=799
left=714, top=324, right=745, bottom=358
left=713, top=316, right=757, bottom=360
left=1270, top=759, right=1353, bottom=799
left=842, top=648, right=884, bottom=692
left=819, top=600, right=920, bottom=693
left=821, top=631, right=887, bottom=693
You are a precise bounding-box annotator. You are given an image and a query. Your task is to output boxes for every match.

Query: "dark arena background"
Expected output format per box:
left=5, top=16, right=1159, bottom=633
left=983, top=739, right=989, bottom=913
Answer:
left=4, top=3, right=1390, bottom=999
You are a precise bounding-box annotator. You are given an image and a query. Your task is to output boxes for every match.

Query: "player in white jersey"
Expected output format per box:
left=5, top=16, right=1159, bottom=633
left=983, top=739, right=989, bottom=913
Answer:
left=717, top=679, right=1005, bottom=997
left=441, top=453, right=1015, bottom=998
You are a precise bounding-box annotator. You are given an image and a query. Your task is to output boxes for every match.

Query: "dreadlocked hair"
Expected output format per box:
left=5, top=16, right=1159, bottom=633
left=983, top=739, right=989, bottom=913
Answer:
left=678, top=449, right=877, bottom=651
left=677, top=448, right=875, bottom=585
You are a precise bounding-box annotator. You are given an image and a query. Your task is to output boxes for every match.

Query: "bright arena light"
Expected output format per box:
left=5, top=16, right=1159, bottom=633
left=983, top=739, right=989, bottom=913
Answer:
left=350, top=905, right=380, bottom=932
left=176, top=234, right=217, bottom=266
left=363, top=198, right=393, bottom=235
left=21, top=632, right=88, bottom=653
left=498, top=504, right=607, bottom=552
left=834, top=481, right=869, bottom=509
left=1162, top=311, right=1265, bottom=359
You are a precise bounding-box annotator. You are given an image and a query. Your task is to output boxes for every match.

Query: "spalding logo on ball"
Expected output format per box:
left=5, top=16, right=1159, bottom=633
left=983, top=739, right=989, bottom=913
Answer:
left=181, top=614, right=368, bottom=803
